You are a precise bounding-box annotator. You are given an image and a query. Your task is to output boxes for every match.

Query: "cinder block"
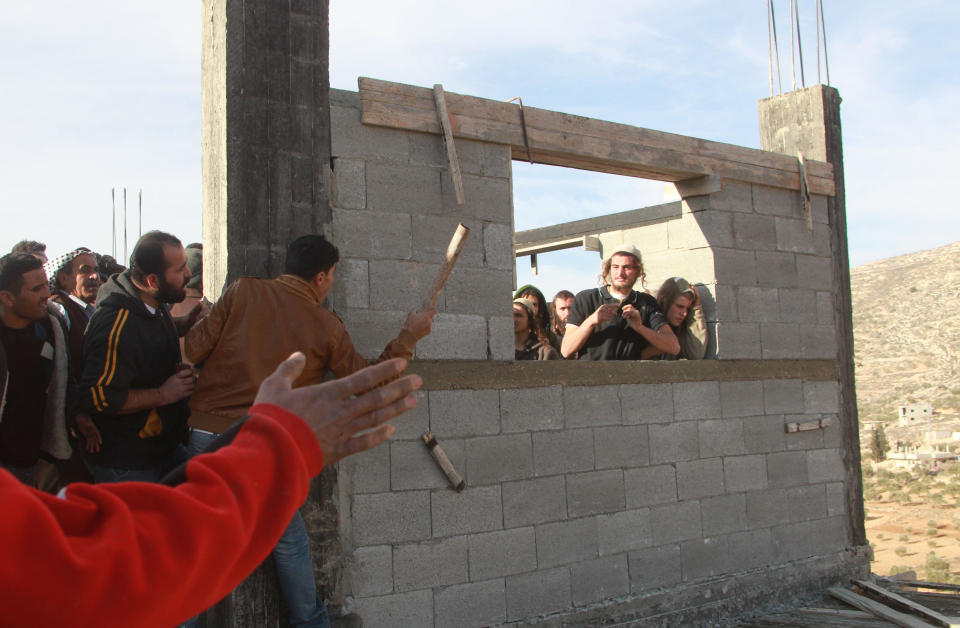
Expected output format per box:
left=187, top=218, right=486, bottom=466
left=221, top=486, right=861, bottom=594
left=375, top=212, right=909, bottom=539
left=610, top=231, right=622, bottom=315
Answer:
left=625, top=465, right=677, bottom=507
left=442, top=173, right=512, bottom=224
left=764, top=379, right=805, bottom=414
left=505, top=567, right=571, bottom=622
left=823, top=416, right=843, bottom=448
left=350, top=545, right=392, bottom=597
left=796, top=254, right=833, bottom=290
left=620, top=383, right=674, bottom=424
left=810, top=194, right=829, bottom=223
left=784, top=414, right=824, bottom=450
left=366, top=162, right=442, bottom=214
left=451, top=138, right=484, bottom=176
left=330, top=103, right=409, bottom=162
left=625, top=221, right=670, bottom=254
left=734, top=213, right=778, bottom=250
left=393, top=536, right=469, bottom=591
left=720, top=381, right=764, bottom=418
left=482, top=143, right=512, bottom=178
left=752, top=183, right=801, bottom=217
left=535, top=517, right=599, bottom=568
left=767, top=451, right=809, bottom=488
left=681, top=536, right=731, bottom=580
left=432, top=485, right=503, bottom=537
left=411, top=215, right=483, bottom=267
left=813, top=222, right=832, bottom=257
left=407, top=132, right=445, bottom=167
left=367, top=259, right=438, bottom=312
left=435, top=579, right=506, bottom=628
left=339, top=308, right=408, bottom=360
left=743, top=415, right=787, bottom=453
left=799, top=324, right=837, bottom=359
left=444, top=267, right=514, bottom=317
left=701, top=494, right=748, bottom=536
left=723, top=454, right=768, bottom=492
left=673, top=381, right=721, bottom=420
left=342, top=443, right=390, bottom=494
left=468, top=527, right=537, bottom=580
left=650, top=501, right=702, bottom=544
left=725, top=528, right=775, bottom=571
left=391, top=438, right=464, bottom=491
left=571, top=554, right=630, bottom=606
left=826, top=482, right=846, bottom=516
left=714, top=284, right=738, bottom=321
left=648, top=422, right=700, bottom=464
left=502, top=476, right=567, bottom=528
left=348, top=589, right=432, bottom=628
left=775, top=217, right=817, bottom=254
left=628, top=544, right=682, bottom=592
left=755, top=251, right=799, bottom=288
left=330, top=257, right=369, bottom=310
left=415, top=313, right=488, bottom=359
left=332, top=157, right=366, bottom=209
left=533, top=429, right=595, bottom=476
left=694, top=180, right=754, bottom=213
left=715, top=322, right=761, bottom=359
left=466, top=434, right=533, bottom=485
left=737, top=287, right=780, bottom=322
left=598, top=509, right=652, bottom=555
left=565, top=385, right=622, bottom=428
left=746, top=489, right=795, bottom=531
left=676, top=458, right=725, bottom=500
left=566, top=469, right=625, bottom=517
left=779, top=288, right=818, bottom=324
left=593, top=425, right=650, bottom=469
left=667, top=212, right=714, bottom=249
left=714, top=248, right=757, bottom=286
left=392, top=390, right=429, bottom=440
left=352, top=491, right=431, bottom=545
left=429, top=389, right=500, bottom=438
left=699, top=419, right=746, bottom=457
left=760, top=322, right=800, bottom=358
left=501, top=386, right=564, bottom=433
left=483, top=222, right=515, bottom=270
left=488, top=316, right=514, bottom=361
left=786, top=484, right=827, bottom=522
left=771, top=517, right=847, bottom=562
left=807, top=448, right=846, bottom=483
left=816, top=291, right=834, bottom=325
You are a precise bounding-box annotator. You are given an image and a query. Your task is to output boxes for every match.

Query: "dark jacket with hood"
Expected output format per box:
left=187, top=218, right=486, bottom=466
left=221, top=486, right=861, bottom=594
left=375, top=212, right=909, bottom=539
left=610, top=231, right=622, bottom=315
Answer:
left=78, top=271, right=189, bottom=469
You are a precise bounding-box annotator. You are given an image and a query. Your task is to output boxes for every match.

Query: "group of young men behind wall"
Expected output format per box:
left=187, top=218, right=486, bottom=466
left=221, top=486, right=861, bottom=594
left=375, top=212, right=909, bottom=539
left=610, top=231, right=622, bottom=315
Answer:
left=513, top=243, right=708, bottom=363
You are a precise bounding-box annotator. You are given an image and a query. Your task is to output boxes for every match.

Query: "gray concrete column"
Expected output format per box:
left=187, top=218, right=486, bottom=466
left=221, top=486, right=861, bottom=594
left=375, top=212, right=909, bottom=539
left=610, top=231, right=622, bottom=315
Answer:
left=759, top=85, right=865, bottom=547
left=202, top=0, right=332, bottom=297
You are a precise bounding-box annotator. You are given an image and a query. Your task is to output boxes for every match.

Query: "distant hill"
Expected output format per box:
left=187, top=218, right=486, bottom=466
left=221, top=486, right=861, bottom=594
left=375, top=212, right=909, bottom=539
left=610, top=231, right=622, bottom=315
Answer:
left=851, top=241, right=960, bottom=425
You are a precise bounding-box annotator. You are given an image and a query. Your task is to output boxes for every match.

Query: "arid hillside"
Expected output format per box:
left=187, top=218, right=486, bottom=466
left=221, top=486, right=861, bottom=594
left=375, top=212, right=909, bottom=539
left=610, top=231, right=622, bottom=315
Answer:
left=852, top=240, right=960, bottom=424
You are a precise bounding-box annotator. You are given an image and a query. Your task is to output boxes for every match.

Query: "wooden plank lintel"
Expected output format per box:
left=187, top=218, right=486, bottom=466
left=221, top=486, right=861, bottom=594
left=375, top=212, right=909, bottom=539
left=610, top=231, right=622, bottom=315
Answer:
left=359, top=77, right=836, bottom=196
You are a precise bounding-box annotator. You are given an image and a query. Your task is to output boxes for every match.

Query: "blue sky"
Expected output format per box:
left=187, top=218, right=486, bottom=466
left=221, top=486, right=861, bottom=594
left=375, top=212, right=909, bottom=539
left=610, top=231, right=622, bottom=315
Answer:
left=2, top=1, right=957, bottom=300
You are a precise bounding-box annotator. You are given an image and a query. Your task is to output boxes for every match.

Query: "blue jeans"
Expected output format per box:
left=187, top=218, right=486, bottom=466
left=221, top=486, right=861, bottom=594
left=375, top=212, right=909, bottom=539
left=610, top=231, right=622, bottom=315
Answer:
left=85, top=444, right=189, bottom=484
left=189, top=429, right=330, bottom=628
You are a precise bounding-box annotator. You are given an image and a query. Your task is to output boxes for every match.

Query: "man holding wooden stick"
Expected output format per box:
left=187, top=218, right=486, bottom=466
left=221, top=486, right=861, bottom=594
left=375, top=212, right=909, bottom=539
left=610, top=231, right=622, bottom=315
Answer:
left=183, top=234, right=436, bottom=627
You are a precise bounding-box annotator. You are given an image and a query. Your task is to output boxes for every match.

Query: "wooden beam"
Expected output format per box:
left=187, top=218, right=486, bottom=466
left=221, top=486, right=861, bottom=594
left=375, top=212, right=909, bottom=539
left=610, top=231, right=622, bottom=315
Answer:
left=359, top=77, right=836, bottom=196
left=432, top=84, right=465, bottom=205
left=854, top=580, right=960, bottom=628
left=828, top=587, right=937, bottom=628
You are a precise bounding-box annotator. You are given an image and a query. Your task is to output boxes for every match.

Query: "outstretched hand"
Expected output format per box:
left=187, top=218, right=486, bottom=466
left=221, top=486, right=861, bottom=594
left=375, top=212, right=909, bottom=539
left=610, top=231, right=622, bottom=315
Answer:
left=254, top=353, right=422, bottom=465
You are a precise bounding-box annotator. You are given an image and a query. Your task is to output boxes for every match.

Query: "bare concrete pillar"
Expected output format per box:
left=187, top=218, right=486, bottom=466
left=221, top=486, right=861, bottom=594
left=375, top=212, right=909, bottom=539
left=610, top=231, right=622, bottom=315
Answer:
left=759, top=85, right=865, bottom=547
left=202, top=0, right=332, bottom=297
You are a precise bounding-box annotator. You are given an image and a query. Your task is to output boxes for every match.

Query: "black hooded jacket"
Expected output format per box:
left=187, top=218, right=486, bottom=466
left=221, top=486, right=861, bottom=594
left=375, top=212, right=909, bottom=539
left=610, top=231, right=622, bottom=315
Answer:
left=78, top=271, right=189, bottom=469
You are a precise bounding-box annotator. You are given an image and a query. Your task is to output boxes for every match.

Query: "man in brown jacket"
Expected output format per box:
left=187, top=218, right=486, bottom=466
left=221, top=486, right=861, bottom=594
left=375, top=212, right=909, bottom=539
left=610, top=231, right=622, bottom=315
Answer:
left=184, top=234, right=435, bottom=627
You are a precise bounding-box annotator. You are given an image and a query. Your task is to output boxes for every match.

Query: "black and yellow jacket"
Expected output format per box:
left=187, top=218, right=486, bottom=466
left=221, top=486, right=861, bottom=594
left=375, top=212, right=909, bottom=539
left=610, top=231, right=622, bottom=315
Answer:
left=78, top=271, right=189, bottom=470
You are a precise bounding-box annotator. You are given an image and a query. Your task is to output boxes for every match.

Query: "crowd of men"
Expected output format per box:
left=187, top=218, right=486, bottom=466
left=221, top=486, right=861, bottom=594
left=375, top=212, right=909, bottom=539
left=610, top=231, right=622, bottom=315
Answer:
left=514, top=243, right=708, bottom=363
left=1, top=234, right=705, bottom=625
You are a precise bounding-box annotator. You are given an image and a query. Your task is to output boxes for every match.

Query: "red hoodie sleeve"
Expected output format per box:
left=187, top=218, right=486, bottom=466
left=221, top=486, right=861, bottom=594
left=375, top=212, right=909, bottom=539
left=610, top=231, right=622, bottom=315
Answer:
left=0, top=403, right=323, bottom=628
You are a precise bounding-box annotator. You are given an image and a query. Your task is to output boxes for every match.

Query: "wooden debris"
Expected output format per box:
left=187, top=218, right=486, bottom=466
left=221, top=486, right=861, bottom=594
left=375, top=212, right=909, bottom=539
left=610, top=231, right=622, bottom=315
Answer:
left=829, top=586, right=939, bottom=628
left=786, top=417, right=833, bottom=432
left=853, top=579, right=960, bottom=628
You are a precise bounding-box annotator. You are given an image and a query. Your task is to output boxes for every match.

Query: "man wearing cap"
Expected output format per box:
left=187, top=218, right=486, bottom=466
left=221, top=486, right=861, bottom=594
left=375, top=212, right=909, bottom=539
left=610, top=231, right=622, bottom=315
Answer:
left=561, top=244, right=680, bottom=361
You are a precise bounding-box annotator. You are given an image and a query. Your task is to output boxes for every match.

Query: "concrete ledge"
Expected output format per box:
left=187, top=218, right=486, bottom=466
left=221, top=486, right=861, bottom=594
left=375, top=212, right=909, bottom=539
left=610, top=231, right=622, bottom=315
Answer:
left=406, top=360, right=837, bottom=391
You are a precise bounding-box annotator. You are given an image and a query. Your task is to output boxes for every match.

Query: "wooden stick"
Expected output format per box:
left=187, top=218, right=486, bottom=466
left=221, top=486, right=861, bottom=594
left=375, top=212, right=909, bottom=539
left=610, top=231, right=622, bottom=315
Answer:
left=433, top=84, right=465, bottom=205
left=423, top=432, right=466, bottom=492
left=423, top=223, right=470, bottom=311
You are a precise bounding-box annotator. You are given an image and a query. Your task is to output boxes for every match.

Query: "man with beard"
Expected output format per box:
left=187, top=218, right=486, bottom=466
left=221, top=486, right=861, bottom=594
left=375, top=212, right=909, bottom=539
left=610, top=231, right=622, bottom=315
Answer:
left=78, top=231, right=202, bottom=483
left=562, top=244, right=680, bottom=360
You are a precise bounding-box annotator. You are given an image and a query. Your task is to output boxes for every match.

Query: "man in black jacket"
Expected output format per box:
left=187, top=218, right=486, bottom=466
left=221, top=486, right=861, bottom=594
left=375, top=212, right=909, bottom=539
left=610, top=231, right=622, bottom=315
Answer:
left=79, top=231, right=200, bottom=483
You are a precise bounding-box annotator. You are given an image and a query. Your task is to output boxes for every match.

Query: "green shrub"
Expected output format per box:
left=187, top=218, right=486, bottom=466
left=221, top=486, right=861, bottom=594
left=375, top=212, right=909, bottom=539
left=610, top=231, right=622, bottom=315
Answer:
left=895, top=546, right=908, bottom=556
left=889, top=565, right=913, bottom=576
left=927, top=528, right=939, bottom=537
left=925, top=552, right=950, bottom=582
left=900, top=534, right=910, bottom=542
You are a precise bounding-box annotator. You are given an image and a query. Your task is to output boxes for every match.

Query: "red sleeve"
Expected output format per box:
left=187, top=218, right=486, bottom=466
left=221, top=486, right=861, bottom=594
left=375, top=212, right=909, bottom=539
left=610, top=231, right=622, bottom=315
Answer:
left=0, top=403, right=323, bottom=628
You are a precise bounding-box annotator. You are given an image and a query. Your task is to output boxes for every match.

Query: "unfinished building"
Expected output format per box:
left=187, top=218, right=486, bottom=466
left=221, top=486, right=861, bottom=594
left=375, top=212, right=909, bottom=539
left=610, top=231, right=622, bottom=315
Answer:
left=200, top=1, right=865, bottom=625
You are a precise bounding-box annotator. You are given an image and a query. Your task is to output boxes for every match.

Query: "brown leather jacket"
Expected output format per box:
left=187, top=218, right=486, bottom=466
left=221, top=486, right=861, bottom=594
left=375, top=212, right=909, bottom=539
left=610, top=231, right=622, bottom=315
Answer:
left=185, top=274, right=416, bottom=433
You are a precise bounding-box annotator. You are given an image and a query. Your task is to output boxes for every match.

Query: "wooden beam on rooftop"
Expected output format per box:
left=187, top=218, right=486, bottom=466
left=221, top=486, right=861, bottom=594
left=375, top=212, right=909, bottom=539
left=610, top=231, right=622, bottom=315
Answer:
left=359, top=77, right=835, bottom=196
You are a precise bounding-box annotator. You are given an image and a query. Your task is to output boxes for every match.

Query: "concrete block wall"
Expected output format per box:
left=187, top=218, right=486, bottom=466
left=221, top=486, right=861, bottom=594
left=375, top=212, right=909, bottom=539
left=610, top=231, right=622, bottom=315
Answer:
left=596, top=179, right=834, bottom=361
left=328, top=89, right=514, bottom=361
left=339, top=376, right=852, bottom=626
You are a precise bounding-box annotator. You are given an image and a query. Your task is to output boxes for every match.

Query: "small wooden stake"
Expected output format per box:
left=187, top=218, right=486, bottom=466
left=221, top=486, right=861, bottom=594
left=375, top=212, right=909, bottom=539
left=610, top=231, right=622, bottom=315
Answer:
left=433, top=84, right=465, bottom=205
left=423, top=223, right=470, bottom=311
